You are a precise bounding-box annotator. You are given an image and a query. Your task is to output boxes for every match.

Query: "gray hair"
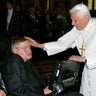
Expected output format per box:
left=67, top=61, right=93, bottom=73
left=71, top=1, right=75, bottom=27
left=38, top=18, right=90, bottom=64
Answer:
left=69, top=3, right=91, bottom=18
left=11, top=36, right=27, bottom=50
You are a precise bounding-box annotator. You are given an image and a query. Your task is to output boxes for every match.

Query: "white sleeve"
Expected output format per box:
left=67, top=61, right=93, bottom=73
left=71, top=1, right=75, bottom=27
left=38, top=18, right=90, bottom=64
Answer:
left=44, top=27, right=78, bottom=56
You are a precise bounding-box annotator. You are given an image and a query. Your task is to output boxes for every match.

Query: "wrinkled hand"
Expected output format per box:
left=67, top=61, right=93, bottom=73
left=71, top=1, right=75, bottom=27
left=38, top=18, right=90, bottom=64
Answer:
left=25, top=36, right=44, bottom=49
left=0, top=90, right=6, bottom=96
left=24, top=36, right=40, bottom=47
left=68, top=55, right=86, bottom=62
left=43, top=86, right=52, bottom=95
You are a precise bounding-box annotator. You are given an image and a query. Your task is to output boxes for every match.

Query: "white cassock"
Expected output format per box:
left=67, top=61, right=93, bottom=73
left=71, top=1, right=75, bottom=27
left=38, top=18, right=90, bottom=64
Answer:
left=44, top=18, right=96, bottom=96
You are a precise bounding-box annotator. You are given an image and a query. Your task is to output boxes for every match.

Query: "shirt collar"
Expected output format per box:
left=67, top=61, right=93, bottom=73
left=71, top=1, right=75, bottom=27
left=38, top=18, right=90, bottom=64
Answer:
left=8, top=9, right=13, bottom=13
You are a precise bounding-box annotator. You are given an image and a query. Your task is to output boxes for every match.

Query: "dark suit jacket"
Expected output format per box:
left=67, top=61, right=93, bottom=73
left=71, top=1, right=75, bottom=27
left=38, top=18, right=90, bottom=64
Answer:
left=7, top=10, right=20, bottom=37
left=1, top=53, right=47, bottom=96
left=0, top=9, right=20, bottom=38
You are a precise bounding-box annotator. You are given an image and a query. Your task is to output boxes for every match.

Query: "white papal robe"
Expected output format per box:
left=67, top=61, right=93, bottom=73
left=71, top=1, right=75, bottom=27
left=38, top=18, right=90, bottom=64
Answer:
left=44, top=18, right=96, bottom=96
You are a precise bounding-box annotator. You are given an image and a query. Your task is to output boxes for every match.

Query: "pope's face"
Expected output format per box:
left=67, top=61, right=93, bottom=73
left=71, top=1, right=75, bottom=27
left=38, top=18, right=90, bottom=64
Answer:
left=14, top=40, right=32, bottom=62
left=71, top=12, right=88, bottom=30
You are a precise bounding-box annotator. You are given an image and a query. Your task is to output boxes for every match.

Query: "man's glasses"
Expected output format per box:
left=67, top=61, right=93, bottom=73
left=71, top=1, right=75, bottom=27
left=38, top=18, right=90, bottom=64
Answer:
left=15, top=46, right=32, bottom=51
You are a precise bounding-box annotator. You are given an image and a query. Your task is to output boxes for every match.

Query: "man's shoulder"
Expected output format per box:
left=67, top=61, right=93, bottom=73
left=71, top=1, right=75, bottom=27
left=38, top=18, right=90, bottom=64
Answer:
left=8, top=54, right=23, bottom=63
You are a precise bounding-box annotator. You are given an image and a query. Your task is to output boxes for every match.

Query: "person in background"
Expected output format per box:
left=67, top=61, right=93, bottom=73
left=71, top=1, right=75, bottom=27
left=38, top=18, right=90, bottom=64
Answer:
left=1, top=0, right=21, bottom=38
left=53, top=7, right=64, bottom=40
left=25, top=6, right=40, bottom=41
left=1, top=36, right=52, bottom=96
left=15, top=4, right=25, bottom=36
left=25, top=3, right=96, bottom=96
left=6, top=0, right=21, bottom=38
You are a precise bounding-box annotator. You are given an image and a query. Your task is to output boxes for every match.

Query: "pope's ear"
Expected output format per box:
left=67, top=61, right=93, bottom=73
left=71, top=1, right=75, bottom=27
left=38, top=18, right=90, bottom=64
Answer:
left=12, top=48, right=18, bottom=54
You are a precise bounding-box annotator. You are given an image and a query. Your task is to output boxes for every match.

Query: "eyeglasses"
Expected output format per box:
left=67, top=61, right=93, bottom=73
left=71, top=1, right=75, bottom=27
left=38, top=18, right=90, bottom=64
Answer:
left=15, top=46, right=32, bottom=51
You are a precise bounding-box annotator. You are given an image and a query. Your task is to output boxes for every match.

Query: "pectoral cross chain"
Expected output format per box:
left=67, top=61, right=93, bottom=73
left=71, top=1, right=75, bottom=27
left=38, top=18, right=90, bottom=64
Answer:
left=79, top=40, right=85, bottom=57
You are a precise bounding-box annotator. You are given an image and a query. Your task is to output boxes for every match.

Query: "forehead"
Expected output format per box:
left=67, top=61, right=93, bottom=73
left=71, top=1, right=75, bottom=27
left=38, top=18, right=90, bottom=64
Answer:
left=18, top=40, right=30, bottom=46
left=71, top=12, right=83, bottom=20
left=71, top=12, right=78, bottom=18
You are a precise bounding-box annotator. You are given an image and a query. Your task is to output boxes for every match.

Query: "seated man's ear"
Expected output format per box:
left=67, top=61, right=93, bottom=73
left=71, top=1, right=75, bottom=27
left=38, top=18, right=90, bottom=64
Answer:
left=12, top=48, right=18, bottom=54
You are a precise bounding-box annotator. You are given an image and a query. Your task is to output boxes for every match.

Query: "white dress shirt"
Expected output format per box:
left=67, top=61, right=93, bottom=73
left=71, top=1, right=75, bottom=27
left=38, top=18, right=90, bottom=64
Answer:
left=6, top=9, right=13, bottom=30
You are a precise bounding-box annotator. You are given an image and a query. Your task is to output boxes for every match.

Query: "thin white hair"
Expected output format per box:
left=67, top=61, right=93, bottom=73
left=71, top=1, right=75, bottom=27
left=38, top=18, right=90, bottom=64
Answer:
left=69, top=3, right=91, bottom=18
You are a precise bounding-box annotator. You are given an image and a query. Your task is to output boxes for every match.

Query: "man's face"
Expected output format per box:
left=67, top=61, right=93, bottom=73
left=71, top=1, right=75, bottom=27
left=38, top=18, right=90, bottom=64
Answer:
left=14, top=40, right=32, bottom=62
left=6, top=3, right=13, bottom=9
left=29, top=7, right=35, bottom=15
left=71, top=12, right=87, bottom=30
